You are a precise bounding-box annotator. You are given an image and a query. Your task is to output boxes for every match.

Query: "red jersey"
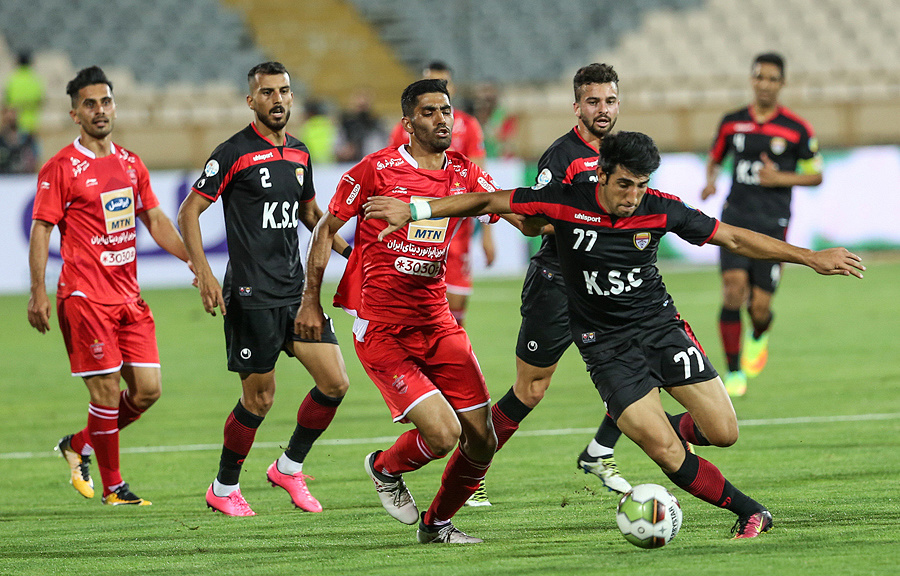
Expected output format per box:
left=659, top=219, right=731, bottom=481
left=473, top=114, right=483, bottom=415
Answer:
left=329, top=145, right=498, bottom=325
left=33, top=139, right=159, bottom=304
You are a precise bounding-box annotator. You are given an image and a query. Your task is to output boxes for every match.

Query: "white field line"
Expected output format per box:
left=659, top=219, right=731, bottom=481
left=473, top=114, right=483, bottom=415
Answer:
left=3, top=412, right=898, bottom=460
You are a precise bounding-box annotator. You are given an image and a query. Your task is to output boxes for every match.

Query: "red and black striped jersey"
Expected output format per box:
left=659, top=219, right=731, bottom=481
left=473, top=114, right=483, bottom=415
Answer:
left=511, top=181, right=718, bottom=340
left=530, top=127, right=600, bottom=275
left=709, top=105, right=818, bottom=221
left=191, top=123, right=316, bottom=308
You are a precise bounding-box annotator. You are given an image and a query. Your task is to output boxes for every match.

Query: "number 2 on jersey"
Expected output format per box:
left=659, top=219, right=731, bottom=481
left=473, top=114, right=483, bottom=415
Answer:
left=259, top=167, right=272, bottom=188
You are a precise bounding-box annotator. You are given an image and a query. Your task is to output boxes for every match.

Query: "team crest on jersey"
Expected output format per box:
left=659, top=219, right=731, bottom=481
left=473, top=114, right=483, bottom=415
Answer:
left=633, top=232, right=651, bottom=250
left=451, top=181, right=465, bottom=195
left=204, top=160, right=219, bottom=177
left=90, top=340, right=105, bottom=360
left=295, top=167, right=305, bottom=186
left=101, top=188, right=135, bottom=234
left=391, top=374, right=408, bottom=394
left=769, top=137, right=787, bottom=156
left=581, top=332, right=596, bottom=344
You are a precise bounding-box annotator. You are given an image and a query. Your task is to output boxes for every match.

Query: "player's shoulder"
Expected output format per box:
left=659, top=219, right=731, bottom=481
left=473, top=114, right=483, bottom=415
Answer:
left=719, top=106, right=752, bottom=125
left=113, top=143, right=146, bottom=167
left=284, top=132, right=311, bottom=153
left=775, top=105, right=815, bottom=134
left=542, top=128, right=596, bottom=162
left=644, top=187, right=684, bottom=204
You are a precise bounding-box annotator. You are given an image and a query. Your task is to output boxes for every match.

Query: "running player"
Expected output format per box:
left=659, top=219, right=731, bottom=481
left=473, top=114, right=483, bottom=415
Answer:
left=702, top=53, right=823, bottom=397
left=489, top=63, right=630, bottom=497
left=178, top=62, right=352, bottom=517
left=28, top=66, right=192, bottom=506
left=365, top=130, right=864, bottom=539
left=298, top=79, right=516, bottom=543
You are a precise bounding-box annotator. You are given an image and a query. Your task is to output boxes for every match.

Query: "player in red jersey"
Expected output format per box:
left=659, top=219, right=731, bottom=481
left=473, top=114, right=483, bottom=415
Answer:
left=28, top=66, right=192, bottom=506
left=702, top=53, right=823, bottom=397
left=298, top=79, right=524, bottom=544
left=388, top=61, right=494, bottom=329
left=178, top=62, right=352, bottom=517
left=365, top=130, right=863, bottom=539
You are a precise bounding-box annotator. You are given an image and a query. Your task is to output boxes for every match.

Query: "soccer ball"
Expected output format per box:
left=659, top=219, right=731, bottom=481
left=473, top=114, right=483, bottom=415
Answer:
left=616, top=483, right=683, bottom=549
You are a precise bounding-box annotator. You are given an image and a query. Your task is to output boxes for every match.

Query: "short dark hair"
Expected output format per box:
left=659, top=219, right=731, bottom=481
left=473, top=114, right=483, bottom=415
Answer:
left=423, top=60, right=452, bottom=75
left=573, top=63, right=618, bottom=100
left=598, top=131, right=661, bottom=177
left=247, top=61, right=289, bottom=87
left=753, top=52, right=785, bottom=78
left=66, top=66, right=113, bottom=108
left=401, top=78, right=450, bottom=117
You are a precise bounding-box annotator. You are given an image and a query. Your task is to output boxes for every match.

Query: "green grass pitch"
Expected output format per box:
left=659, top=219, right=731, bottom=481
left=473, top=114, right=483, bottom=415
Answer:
left=1, top=259, right=898, bottom=575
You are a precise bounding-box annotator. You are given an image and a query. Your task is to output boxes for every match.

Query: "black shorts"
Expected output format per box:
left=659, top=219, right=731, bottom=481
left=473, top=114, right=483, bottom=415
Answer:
left=515, top=262, right=572, bottom=367
left=224, top=300, right=339, bottom=373
left=720, top=209, right=788, bottom=293
left=578, top=317, right=718, bottom=420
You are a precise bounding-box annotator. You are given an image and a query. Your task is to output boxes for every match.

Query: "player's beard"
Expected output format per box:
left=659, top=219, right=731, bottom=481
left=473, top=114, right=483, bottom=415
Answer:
left=82, top=116, right=114, bottom=140
left=585, top=113, right=617, bottom=140
left=258, top=107, right=291, bottom=132
left=412, top=123, right=452, bottom=154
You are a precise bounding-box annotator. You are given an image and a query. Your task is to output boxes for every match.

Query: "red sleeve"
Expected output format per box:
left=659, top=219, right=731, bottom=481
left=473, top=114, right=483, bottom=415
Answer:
left=133, top=156, right=159, bottom=214
left=387, top=121, right=407, bottom=148
left=709, top=119, right=730, bottom=165
left=329, top=159, right=373, bottom=221
left=32, top=158, right=66, bottom=225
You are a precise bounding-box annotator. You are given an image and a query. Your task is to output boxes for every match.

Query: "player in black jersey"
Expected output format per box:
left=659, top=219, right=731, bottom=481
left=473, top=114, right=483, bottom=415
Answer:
left=702, top=53, right=823, bottom=397
left=365, top=130, right=863, bottom=539
left=178, top=62, right=353, bottom=517
left=484, top=63, right=630, bottom=497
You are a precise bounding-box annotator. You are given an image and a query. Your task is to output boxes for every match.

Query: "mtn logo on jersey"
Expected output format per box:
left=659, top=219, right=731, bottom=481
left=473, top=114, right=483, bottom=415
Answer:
left=406, top=196, right=448, bottom=243
left=101, top=188, right=135, bottom=233
left=633, top=232, right=651, bottom=250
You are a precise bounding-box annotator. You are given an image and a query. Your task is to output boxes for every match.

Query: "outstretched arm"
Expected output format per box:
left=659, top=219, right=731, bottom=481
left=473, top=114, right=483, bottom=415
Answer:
left=297, top=212, right=348, bottom=341
left=710, top=222, right=864, bottom=278
left=364, top=190, right=542, bottom=240
left=139, top=206, right=190, bottom=263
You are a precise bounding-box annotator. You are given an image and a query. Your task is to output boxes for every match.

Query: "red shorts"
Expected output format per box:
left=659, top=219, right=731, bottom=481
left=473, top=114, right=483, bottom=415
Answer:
left=57, top=296, right=159, bottom=377
left=353, top=315, right=489, bottom=422
left=445, top=221, right=472, bottom=296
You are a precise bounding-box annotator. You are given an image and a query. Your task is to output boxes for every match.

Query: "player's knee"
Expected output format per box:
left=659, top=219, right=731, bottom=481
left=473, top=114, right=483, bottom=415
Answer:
left=643, top=435, right=685, bottom=473
left=707, top=422, right=739, bottom=447
left=424, top=428, right=460, bottom=457
left=317, top=377, right=349, bottom=398
left=132, top=385, right=161, bottom=410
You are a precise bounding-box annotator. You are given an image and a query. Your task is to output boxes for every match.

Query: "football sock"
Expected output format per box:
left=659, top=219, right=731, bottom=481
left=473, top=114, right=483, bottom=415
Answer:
left=374, top=428, right=440, bottom=476
left=283, top=387, right=343, bottom=466
left=592, top=413, right=623, bottom=450
left=117, top=389, right=145, bottom=431
left=425, top=448, right=492, bottom=525
left=212, top=478, right=239, bottom=498
left=665, top=450, right=763, bottom=517
left=584, top=439, right=615, bottom=458
left=69, top=428, right=92, bottom=455
left=667, top=412, right=712, bottom=446
left=719, top=307, right=742, bottom=373
left=217, top=400, right=264, bottom=486
left=492, top=387, right=532, bottom=450
left=88, top=402, right=122, bottom=493
left=751, top=312, right=774, bottom=340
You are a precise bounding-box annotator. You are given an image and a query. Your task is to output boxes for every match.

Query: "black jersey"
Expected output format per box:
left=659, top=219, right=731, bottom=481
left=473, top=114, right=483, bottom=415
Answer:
left=511, top=181, right=718, bottom=344
left=709, top=105, right=818, bottom=222
left=192, top=123, right=316, bottom=308
left=530, top=127, right=600, bottom=275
